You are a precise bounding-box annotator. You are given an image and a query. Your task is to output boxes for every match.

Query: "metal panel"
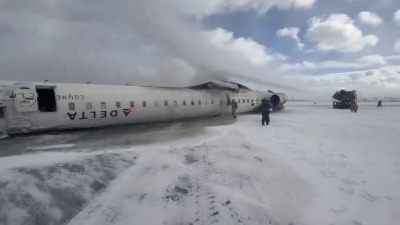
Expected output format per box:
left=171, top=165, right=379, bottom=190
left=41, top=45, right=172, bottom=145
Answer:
left=14, top=84, right=38, bottom=112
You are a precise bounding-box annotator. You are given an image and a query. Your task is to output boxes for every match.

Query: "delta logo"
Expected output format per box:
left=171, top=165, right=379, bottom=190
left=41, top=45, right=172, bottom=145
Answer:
left=122, top=108, right=132, bottom=116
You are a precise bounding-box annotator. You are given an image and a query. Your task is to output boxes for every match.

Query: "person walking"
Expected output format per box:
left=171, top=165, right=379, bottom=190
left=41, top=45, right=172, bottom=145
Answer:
left=350, top=100, right=358, bottom=113
left=231, top=100, right=238, bottom=118
left=261, top=99, right=270, bottom=126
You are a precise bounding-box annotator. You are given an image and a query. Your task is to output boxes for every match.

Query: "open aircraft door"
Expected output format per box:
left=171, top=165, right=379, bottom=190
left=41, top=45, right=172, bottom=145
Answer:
left=0, top=106, right=6, bottom=136
left=225, top=94, right=231, bottom=106
left=14, top=84, right=38, bottom=112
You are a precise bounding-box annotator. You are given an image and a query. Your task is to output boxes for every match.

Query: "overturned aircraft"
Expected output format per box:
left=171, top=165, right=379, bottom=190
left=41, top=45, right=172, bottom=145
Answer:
left=0, top=80, right=288, bottom=136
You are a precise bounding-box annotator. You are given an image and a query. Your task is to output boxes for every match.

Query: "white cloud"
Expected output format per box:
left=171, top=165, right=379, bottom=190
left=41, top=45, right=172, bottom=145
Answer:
left=0, top=0, right=299, bottom=88
left=276, top=27, right=305, bottom=50
left=292, top=0, right=316, bottom=8
left=356, top=67, right=400, bottom=89
left=394, top=39, right=400, bottom=53
left=302, top=66, right=400, bottom=90
left=279, top=54, right=387, bottom=72
left=320, top=61, right=365, bottom=69
left=205, top=27, right=273, bottom=66
left=302, top=60, right=316, bottom=69
left=358, top=54, right=387, bottom=66
left=181, top=0, right=317, bottom=18
left=358, top=11, right=383, bottom=26
left=281, top=60, right=366, bottom=72
left=276, top=27, right=299, bottom=38
left=394, top=9, right=400, bottom=24
left=385, top=54, right=400, bottom=61
left=278, top=61, right=316, bottom=71
left=306, top=14, right=379, bottom=52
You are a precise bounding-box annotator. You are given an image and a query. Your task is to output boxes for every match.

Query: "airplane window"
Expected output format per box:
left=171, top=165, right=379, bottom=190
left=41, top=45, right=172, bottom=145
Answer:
left=86, top=102, right=92, bottom=110
left=142, top=101, right=146, bottom=107
left=256, top=99, right=259, bottom=103
left=211, top=99, right=214, bottom=104
left=243, top=99, right=245, bottom=103
left=164, top=100, right=168, bottom=106
left=101, top=102, right=106, bottom=109
left=247, top=99, right=249, bottom=103
left=130, top=101, right=135, bottom=107
left=191, top=100, right=194, bottom=105
left=251, top=99, right=254, bottom=103
left=174, top=100, right=178, bottom=107
left=205, top=99, right=208, bottom=105
left=183, top=100, right=186, bottom=106
left=116, top=101, right=121, bottom=108
left=198, top=100, right=201, bottom=105
left=238, top=99, right=241, bottom=103
left=69, top=102, right=75, bottom=111
left=154, top=101, right=158, bottom=107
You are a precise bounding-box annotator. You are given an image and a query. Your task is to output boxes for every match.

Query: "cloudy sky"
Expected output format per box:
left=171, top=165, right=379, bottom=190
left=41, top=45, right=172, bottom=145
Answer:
left=0, top=0, right=399, bottom=99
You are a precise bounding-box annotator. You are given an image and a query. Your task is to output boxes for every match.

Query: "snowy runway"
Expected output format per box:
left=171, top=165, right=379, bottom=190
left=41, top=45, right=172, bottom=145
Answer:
left=1, top=102, right=399, bottom=225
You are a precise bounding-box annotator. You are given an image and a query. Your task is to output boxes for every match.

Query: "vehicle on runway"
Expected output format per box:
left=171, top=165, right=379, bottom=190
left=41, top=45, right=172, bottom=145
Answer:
left=0, top=80, right=287, bottom=136
left=332, top=89, right=357, bottom=109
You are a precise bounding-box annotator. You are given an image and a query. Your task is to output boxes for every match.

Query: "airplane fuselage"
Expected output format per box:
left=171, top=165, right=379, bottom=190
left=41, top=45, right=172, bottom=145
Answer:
left=0, top=81, right=287, bottom=136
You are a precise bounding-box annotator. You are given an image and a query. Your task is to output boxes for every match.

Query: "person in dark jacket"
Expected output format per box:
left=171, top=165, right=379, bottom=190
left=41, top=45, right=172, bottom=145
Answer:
left=261, top=99, right=270, bottom=126
left=377, top=100, right=382, bottom=107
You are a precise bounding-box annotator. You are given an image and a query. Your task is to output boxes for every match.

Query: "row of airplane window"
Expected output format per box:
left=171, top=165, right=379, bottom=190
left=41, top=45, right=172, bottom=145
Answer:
left=68, top=98, right=258, bottom=111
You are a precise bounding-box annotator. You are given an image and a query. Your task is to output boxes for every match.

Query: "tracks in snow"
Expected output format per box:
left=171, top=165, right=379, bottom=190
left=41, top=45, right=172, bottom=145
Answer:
left=68, top=141, right=283, bottom=225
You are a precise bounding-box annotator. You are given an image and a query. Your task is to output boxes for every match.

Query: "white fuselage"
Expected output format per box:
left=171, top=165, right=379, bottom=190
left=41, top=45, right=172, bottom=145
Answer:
left=0, top=81, right=287, bottom=135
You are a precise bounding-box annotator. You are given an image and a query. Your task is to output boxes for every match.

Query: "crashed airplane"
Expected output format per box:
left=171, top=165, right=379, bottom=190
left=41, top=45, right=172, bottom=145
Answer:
left=0, top=80, right=287, bottom=136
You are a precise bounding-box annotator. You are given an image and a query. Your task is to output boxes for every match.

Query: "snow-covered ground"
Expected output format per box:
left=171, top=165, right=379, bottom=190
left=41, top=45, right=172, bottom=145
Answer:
left=0, top=102, right=399, bottom=225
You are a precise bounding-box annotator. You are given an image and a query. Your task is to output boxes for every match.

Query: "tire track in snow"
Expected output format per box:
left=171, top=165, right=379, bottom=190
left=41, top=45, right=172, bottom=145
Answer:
left=179, top=143, right=281, bottom=225
left=162, top=145, right=223, bottom=225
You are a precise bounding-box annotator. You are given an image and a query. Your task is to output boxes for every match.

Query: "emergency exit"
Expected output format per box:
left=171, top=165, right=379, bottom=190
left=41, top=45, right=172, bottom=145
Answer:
left=0, top=107, right=6, bottom=136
